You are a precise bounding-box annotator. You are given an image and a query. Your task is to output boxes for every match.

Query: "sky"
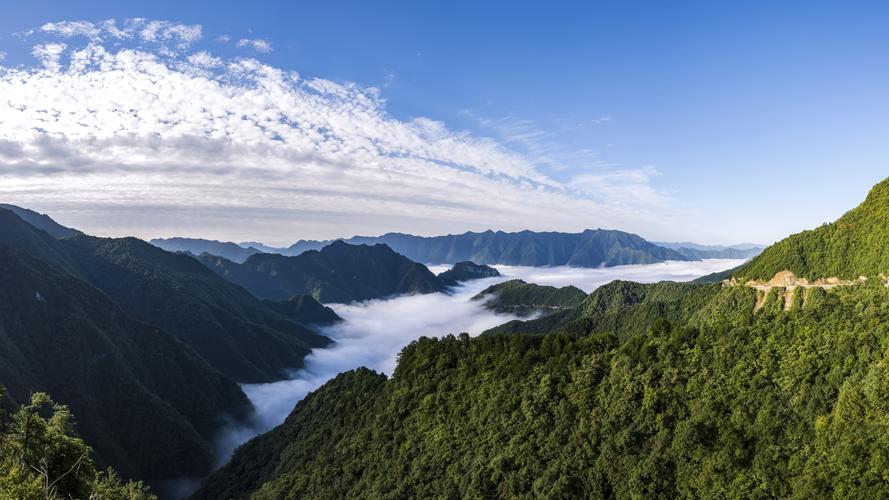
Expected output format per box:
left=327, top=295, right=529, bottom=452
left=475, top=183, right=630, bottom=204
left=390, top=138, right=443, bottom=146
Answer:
left=0, top=1, right=887, bottom=246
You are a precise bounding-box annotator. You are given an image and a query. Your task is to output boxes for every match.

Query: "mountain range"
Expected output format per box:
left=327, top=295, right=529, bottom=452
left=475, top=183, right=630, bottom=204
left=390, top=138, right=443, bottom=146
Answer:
left=197, top=241, right=449, bottom=303
left=153, top=230, right=761, bottom=266
left=197, top=178, right=889, bottom=499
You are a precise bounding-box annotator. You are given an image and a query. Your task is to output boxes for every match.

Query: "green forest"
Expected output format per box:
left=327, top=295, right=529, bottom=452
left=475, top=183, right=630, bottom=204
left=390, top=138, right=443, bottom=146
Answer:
left=0, top=389, right=155, bottom=499
left=199, top=279, right=889, bottom=498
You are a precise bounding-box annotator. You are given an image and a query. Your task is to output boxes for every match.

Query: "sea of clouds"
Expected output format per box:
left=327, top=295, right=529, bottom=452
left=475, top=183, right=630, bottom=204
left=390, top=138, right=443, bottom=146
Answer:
left=212, top=258, right=744, bottom=464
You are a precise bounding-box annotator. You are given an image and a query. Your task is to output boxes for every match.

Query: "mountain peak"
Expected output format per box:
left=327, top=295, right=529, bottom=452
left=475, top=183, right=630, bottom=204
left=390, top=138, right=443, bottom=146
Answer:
left=736, top=176, right=889, bottom=281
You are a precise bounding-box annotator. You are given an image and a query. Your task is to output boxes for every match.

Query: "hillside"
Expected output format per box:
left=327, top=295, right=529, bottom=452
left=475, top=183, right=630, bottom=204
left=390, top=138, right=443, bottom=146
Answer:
left=437, top=261, right=500, bottom=285
left=151, top=237, right=262, bottom=263
left=198, top=282, right=889, bottom=497
left=262, top=295, right=342, bottom=326
left=197, top=178, right=889, bottom=498
left=736, top=177, right=889, bottom=281
left=0, top=243, right=251, bottom=485
left=472, top=279, right=585, bottom=317
left=59, top=235, right=331, bottom=383
left=482, top=280, right=719, bottom=338
left=0, top=208, right=331, bottom=383
left=198, top=241, right=447, bottom=303
left=0, top=204, right=81, bottom=238
left=285, top=229, right=693, bottom=267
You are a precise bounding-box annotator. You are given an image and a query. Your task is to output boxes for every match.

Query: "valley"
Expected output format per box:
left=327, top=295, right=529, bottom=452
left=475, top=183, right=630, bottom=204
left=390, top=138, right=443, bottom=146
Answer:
left=213, top=259, right=746, bottom=467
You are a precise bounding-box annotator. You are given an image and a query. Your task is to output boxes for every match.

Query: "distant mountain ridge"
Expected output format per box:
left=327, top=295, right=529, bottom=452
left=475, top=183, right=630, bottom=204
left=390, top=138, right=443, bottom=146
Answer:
left=155, top=230, right=733, bottom=268
left=0, top=204, right=81, bottom=238
left=151, top=236, right=261, bottom=263
left=653, top=241, right=765, bottom=260
left=198, top=241, right=449, bottom=303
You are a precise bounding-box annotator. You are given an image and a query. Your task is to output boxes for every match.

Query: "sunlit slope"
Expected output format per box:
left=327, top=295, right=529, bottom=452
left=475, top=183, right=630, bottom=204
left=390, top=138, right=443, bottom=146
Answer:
left=736, top=177, right=889, bottom=281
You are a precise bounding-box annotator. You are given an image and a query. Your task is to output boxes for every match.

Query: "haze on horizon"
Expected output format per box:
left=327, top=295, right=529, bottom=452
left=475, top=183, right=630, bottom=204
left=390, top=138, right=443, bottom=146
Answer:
left=1, top=2, right=887, bottom=247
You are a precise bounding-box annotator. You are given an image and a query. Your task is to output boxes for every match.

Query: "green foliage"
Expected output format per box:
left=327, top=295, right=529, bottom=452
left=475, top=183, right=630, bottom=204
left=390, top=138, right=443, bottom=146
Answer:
left=473, top=279, right=586, bottom=317
left=197, top=283, right=889, bottom=498
left=437, top=261, right=500, bottom=285
left=0, top=391, right=155, bottom=500
left=199, top=240, right=447, bottom=303
left=737, top=177, right=889, bottom=280
left=0, top=215, right=254, bottom=484
left=485, top=280, right=720, bottom=340
left=262, top=295, right=342, bottom=326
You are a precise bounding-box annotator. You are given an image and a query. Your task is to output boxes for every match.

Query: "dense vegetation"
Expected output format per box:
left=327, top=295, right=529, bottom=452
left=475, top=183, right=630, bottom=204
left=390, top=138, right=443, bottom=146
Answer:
left=483, top=280, right=720, bottom=338
left=473, top=279, right=586, bottom=317
left=198, top=240, right=447, bottom=303
left=0, top=389, right=155, bottom=499
left=737, top=177, right=889, bottom=281
left=200, top=179, right=889, bottom=498
left=151, top=236, right=262, bottom=263
left=262, top=295, right=342, bottom=326
left=436, top=261, right=500, bottom=285
left=0, top=208, right=330, bottom=383
left=0, top=207, right=333, bottom=488
left=285, top=229, right=693, bottom=267
left=0, top=230, right=251, bottom=485
left=199, top=280, right=889, bottom=498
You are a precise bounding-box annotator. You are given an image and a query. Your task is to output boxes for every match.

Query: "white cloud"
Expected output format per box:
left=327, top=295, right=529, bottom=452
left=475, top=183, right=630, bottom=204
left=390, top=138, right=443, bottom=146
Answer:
left=40, top=20, right=102, bottom=40
left=31, top=43, right=67, bottom=71
left=187, top=50, right=222, bottom=68
left=0, top=22, right=678, bottom=243
left=571, top=166, right=669, bottom=209
left=0, top=51, right=6, bottom=62
left=37, top=18, right=201, bottom=51
left=213, top=259, right=742, bottom=462
left=236, top=38, right=272, bottom=53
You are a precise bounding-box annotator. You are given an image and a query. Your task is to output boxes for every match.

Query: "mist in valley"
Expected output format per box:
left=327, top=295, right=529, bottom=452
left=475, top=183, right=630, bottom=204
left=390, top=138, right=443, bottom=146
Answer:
left=213, top=259, right=745, bottom=465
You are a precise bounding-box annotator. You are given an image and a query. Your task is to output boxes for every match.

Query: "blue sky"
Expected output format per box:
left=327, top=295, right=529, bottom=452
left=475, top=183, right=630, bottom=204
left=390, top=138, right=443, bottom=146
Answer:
left=0, top=1, right=887, bottom=245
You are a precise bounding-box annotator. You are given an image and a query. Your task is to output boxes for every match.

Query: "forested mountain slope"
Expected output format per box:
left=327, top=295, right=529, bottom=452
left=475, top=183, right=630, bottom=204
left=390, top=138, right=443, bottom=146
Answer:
left=0, top=208, right=330, bottom=382
left=736, top=177, right=889, bottom=281
left=199, top=282, right=889, bottom=498
left=198, top=240, right=447, bottom=303
left=0, top=243, right=250, bottom=485
left=473, top=279, right=586, bottom=317
left=197, top=177, right=889, bottom=499
left=61, top=235, right=330, bottom=382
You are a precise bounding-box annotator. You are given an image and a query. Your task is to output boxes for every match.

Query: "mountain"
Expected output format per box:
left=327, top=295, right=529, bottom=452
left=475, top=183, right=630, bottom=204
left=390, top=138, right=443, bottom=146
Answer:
left=735, top=178, right=889, bottom=281
left=0, top=228, right=251, bottom=486
left=472, top=279, right=585, bottom=317
left=60, top=235, right=330, bottom=383
left=198, top=279, right=889, bottom=498
left=284, top=229, right=693, bottom=267
left=196, top=178, right=889, bottom=498
left=150, top=237, right=262, bottom=263
left=653, top=241, right=765, bottom=260
left=0, top=204, right=81, bottom=238
left=482, top=280, right=719, bottom=338
left=0, top=206, right=331, bottom=383
left=156, top=230, right=701, bottom=268
left=198, top=241, right=448, bottom=303
left=262, top=295, right=342, bottom=326
left=436, top=261, right=500, bottom=285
